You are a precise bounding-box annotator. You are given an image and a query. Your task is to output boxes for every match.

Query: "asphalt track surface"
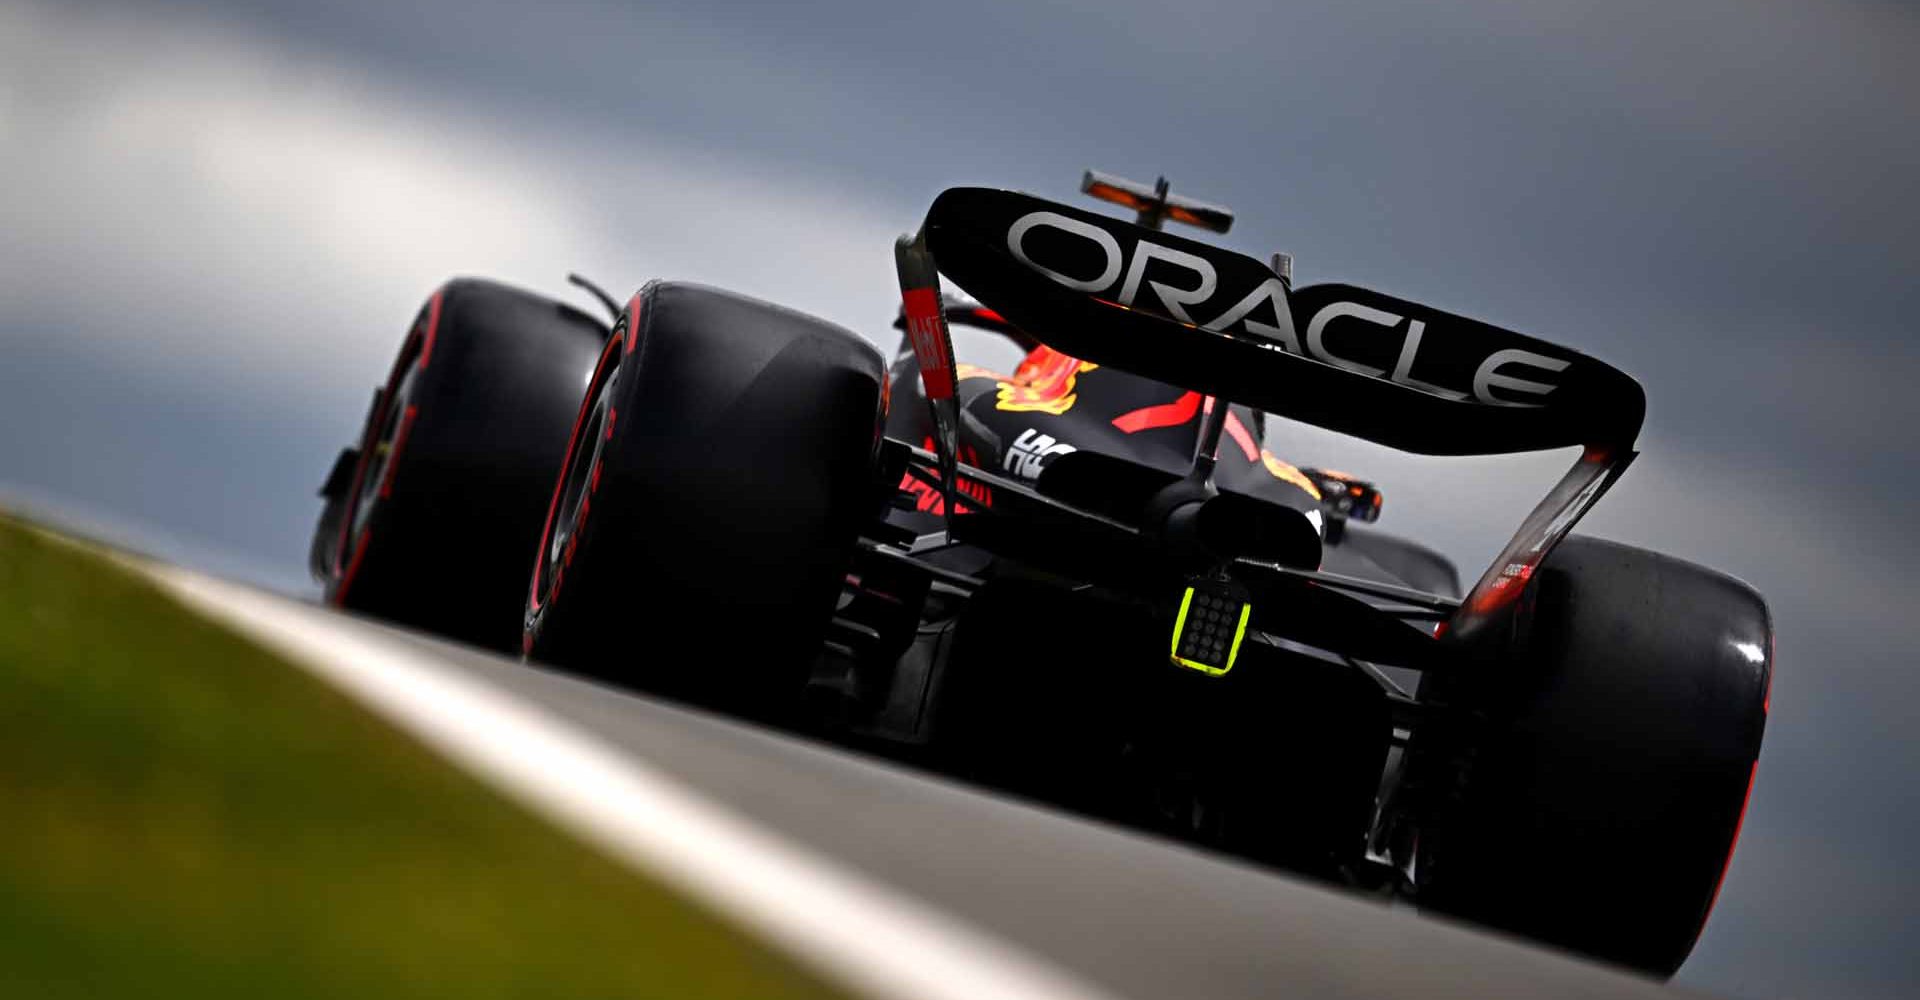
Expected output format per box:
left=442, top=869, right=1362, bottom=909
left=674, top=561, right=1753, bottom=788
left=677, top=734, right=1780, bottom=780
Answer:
left=194, top=580, right=1695, bottom=1000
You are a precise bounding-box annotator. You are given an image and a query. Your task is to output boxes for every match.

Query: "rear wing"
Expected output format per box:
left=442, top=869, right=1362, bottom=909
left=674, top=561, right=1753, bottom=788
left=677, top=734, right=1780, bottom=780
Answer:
left=919, top=187, right=1643, bottom=456
left=894, top=185, right=1646, bottom=642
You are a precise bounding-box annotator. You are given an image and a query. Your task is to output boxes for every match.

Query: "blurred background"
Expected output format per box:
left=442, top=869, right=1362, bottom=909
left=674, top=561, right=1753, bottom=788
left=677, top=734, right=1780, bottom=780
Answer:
left=1, top=0, right=1914, bottom=995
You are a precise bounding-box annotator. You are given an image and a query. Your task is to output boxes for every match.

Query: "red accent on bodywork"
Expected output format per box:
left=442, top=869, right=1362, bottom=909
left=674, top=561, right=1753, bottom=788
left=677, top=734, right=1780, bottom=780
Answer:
left=993, top=346, right=1089, bottom=415
left=902, top=287, right=955, bottom=400
left=1194, top=396, right=1259, bottom=460
left=1223, top=412, right=1259, bottom=461
left=900, top=473, right=992, bottom=515
left=1112, top=391, right=1202, bottom=433
left=896, top=436, right=991, bottom=515
left=1468, top=563, right=1534, bottom=615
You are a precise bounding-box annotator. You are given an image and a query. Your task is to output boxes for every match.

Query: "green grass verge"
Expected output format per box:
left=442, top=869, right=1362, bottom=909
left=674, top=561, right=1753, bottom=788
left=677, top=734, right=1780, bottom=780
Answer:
left=0, top=515, right=845, bottom=1000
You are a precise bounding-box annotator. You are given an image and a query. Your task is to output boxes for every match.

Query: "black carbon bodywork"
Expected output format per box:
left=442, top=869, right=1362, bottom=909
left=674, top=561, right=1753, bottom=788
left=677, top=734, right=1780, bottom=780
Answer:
left=884, top=350, right=1321, bottom=519
left=922, top=188, right=1645, bottom=456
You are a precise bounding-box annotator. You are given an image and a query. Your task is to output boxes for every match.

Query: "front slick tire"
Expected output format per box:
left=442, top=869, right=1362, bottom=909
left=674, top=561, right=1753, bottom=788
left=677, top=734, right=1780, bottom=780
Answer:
left=523, top=282, right=885, bottom=719
left=324, top=278, right=606, bottom=651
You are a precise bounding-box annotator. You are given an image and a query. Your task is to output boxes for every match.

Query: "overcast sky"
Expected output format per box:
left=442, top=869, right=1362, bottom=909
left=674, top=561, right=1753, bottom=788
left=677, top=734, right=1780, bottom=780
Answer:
left=2, top=0, right=1916, bottom=995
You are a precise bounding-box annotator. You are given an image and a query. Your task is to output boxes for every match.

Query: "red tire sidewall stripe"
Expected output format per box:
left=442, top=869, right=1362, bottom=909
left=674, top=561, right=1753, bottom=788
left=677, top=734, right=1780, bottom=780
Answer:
left=338, top=529, right=374, bottom=601
left=1696, top=758, right=1759, bottom=941
left=1697, top=646, right=1771, bottom=941
left=331, top=287, right=445, bottom=605
left=416, top=290, right=443, bottom=369
left=527, top=293, right=642, bottom=628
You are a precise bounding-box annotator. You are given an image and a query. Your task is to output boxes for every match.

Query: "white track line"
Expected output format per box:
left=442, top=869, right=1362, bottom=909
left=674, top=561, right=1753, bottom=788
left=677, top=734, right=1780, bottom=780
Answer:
left=148, top=566, right=1117, bottom=1000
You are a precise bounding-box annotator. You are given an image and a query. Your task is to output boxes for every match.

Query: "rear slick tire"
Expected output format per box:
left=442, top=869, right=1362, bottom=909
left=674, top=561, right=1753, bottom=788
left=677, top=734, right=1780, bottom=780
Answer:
left=522, top=281, right=885, bottom=717
left=321, top=278, right=606, bottom=651
left=1417, top=536, right=1771, bottom=976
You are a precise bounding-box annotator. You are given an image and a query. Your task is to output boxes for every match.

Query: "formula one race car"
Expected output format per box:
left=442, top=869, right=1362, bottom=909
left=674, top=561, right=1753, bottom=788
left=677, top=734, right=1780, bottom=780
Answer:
left=310, top=172, right=1770, bottom=977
